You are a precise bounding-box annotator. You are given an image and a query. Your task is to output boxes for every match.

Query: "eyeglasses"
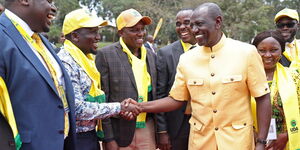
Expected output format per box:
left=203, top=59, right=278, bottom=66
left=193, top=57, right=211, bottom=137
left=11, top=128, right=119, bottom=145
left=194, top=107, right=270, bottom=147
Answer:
left=276, top=22, right=296, bottom=29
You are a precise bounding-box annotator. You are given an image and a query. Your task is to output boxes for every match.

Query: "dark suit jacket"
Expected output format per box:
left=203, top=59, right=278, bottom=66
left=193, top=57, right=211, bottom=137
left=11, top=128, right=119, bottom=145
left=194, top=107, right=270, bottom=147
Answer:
left=156, top=40, right=190, bottom=139
left=0, top=14, right=76, bottom=150
left=96, top=42, right=161, bottom=147
left=0, top=113, right=15, bottom=150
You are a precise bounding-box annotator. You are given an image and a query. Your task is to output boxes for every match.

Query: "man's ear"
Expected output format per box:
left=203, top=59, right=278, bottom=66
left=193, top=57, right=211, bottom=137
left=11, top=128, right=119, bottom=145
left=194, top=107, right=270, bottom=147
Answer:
left=71, top=32, right=80, bottom=42
left=18, top=0, right=30, bottom=6
left=118, top=30, right=123, bottom=37
left=215, top=16, right=222, bottom=29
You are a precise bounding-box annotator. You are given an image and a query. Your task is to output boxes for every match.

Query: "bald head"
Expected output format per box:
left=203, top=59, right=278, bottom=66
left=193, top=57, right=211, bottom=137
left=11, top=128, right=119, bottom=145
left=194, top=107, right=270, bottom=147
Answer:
left=190, top=2, right=223, bottom=47
left=195, top=3, right=223, bottom=21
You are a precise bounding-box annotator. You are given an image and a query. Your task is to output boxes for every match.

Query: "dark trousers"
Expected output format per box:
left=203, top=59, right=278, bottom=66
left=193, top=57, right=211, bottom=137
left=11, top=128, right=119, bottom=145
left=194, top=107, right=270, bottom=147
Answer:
left=170, top=115, right=190, bottom=150
left=76, top=130, right=100, bottom=150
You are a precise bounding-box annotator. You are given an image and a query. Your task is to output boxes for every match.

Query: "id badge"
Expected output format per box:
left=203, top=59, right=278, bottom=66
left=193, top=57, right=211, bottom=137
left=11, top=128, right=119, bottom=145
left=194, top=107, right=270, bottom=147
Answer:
left=267, top=118, right=277, bottom=140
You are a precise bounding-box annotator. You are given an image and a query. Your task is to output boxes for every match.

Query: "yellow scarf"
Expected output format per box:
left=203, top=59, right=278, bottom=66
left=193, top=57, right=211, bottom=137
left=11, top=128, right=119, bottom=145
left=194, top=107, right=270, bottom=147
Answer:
left=120, top=38, right=151, bottom=128
left=63, top=40, right=105, bottom=137
left=0, top=77, right=22, bottom=150
left=251, top=63, right=300, bottom=150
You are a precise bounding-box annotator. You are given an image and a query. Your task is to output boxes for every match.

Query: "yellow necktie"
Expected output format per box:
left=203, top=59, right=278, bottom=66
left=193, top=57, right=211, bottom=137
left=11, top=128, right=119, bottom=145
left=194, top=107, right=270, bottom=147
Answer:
left=31, top=33, right=70, bottom=138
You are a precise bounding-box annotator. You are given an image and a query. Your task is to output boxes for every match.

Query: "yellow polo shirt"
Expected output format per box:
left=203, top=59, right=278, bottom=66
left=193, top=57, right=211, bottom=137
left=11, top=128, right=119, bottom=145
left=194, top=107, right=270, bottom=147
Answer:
left=169, top=34, right=270, bottom=150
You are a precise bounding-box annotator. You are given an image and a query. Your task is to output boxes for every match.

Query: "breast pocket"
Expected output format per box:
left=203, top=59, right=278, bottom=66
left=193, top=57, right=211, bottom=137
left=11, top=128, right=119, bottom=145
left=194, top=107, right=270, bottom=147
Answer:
left=222, top=75, right=242, bottom=84
left=221, top=75, right=243, bottom=99
left=187, top=79, right=204, bottom=100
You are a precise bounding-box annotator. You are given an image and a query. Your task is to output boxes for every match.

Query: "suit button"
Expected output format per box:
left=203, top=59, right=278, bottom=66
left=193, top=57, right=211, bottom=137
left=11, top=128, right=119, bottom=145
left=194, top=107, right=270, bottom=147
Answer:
left=58, top=130, right=64, bottom=134
left=211, top=73, right=215, bottom=77
left=215, top=127, right=219, bottom=131
left=58, top=105, right=64, bottom=109
left=211, top=55, right=215, bottom=59
left=212, top=91, right=216, bottom=95
left=213, top=110, right=217, bottom=113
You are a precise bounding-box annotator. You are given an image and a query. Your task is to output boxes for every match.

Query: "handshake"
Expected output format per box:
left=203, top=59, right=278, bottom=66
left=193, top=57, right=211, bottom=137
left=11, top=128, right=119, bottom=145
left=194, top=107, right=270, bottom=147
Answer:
left=119, top=98, right=144, bottom=120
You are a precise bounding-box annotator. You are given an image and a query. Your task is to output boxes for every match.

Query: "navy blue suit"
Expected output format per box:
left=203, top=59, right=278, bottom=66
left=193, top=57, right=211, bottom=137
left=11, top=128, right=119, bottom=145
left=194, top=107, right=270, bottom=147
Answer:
left=0, top=13, right=76, bottom=150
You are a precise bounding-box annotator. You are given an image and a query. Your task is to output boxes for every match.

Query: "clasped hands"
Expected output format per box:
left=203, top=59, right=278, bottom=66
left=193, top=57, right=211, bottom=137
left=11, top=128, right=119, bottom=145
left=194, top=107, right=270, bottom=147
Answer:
left=119, top=98, right=143, bottom=120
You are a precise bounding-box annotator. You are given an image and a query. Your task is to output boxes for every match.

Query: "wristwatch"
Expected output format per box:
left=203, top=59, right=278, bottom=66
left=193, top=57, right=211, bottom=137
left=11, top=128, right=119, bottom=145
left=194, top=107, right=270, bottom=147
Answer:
left=256, top=138, right=267, bottom=145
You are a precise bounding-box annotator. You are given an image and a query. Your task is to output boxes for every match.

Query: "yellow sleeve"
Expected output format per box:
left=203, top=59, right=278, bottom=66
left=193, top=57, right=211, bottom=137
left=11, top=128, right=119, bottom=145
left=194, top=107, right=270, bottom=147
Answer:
left=169, top=56, right=190, bottom=101
left=247, top=47, right=270, bottom=97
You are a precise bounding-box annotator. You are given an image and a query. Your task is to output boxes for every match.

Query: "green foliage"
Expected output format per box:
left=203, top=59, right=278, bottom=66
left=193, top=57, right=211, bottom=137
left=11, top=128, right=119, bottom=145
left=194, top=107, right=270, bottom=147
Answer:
left=3, top=0, right=298, bottom=45
left=48, top=0, right=80, bottom=43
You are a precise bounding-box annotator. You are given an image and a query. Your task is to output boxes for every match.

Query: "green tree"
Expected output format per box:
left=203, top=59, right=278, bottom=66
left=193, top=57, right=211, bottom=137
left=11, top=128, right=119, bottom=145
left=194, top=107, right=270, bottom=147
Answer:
left=48, top=0, right=80, bottom=43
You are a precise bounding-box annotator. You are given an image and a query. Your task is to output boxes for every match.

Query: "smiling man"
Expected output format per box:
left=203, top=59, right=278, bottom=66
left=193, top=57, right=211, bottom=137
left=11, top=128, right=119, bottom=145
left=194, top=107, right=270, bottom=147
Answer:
left=58, top=9, right=141, bottom=150
left=275, top=8, right=300, bottom=68
left=0, top=0, right=77, bottom=149
left=96, top=8, right=160, bottom=150
left=138, top=3, right=272, bottom=150
left=155, top=9, right=196, bottom=150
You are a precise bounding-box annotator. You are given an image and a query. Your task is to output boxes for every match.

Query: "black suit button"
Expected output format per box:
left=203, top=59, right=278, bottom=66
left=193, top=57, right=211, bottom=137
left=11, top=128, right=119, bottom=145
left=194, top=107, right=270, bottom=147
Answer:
left=58, top=105, right=64, bottom=109
left=8, top=141, right=15, bottom=146
left=58, top=130, right=64, bottom=134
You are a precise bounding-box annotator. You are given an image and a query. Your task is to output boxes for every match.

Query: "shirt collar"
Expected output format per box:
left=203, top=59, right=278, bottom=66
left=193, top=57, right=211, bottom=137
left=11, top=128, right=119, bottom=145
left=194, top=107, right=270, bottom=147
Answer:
left=202, top=33, right=226, bottom=53
left=5, top=9, right=34, bottom=37
left=180, top=40, right=193, bottom=52
left=286, top=39, right=296, bottom=48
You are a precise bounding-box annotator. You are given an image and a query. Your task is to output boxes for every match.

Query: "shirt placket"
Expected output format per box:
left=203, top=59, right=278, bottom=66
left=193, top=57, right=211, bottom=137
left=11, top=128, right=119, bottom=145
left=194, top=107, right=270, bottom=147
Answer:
left=208, top=49, right=221, bottom=137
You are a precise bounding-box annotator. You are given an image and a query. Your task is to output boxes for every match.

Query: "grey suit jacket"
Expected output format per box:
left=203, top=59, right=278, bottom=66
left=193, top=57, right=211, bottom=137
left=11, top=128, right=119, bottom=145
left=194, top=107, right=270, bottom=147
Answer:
left=95, top=42, right=160, bottom=147
left=156, top=40, right=190, bottom=138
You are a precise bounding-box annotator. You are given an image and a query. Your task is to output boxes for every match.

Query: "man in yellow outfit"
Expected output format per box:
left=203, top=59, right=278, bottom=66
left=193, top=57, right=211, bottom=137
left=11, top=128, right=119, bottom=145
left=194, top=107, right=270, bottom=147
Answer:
left=139, top=3, right=271, bottom=150
left=275, top=8, right=300, bottom=68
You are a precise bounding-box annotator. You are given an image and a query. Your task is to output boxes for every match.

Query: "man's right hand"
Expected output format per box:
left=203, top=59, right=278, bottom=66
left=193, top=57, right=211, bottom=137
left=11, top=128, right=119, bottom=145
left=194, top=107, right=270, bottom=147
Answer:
left=120, top=98, right=142, bottom=120
left=157, top=132, right=171, bottom=150
left=103, top=140, right=119, bottom=150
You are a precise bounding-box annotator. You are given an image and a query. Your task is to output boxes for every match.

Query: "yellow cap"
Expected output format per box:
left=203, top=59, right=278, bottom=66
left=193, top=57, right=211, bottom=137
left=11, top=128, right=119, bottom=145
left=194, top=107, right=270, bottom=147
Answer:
left=274, top=8, right=299, bottom=22
left=116, top=8, right=152, bottom=30
left=62, top=9, right=108, bottom=35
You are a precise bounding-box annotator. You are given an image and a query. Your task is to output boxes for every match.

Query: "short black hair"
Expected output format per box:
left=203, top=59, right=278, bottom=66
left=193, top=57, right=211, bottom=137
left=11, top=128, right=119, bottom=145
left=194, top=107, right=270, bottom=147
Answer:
left=176, top=8, right=193, bottom=18
left=252, top=30, right=286, bottom=53
left=195, top=2, right=223, bottom=20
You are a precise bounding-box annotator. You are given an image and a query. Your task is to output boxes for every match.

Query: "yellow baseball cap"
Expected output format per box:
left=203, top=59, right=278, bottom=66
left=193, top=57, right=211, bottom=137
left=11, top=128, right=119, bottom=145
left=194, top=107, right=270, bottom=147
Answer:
left=274, top=8, right=299, bottom=22
left=116, top=8, right=152, bottom=30
left=62, top=9, right=108, bottom=35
